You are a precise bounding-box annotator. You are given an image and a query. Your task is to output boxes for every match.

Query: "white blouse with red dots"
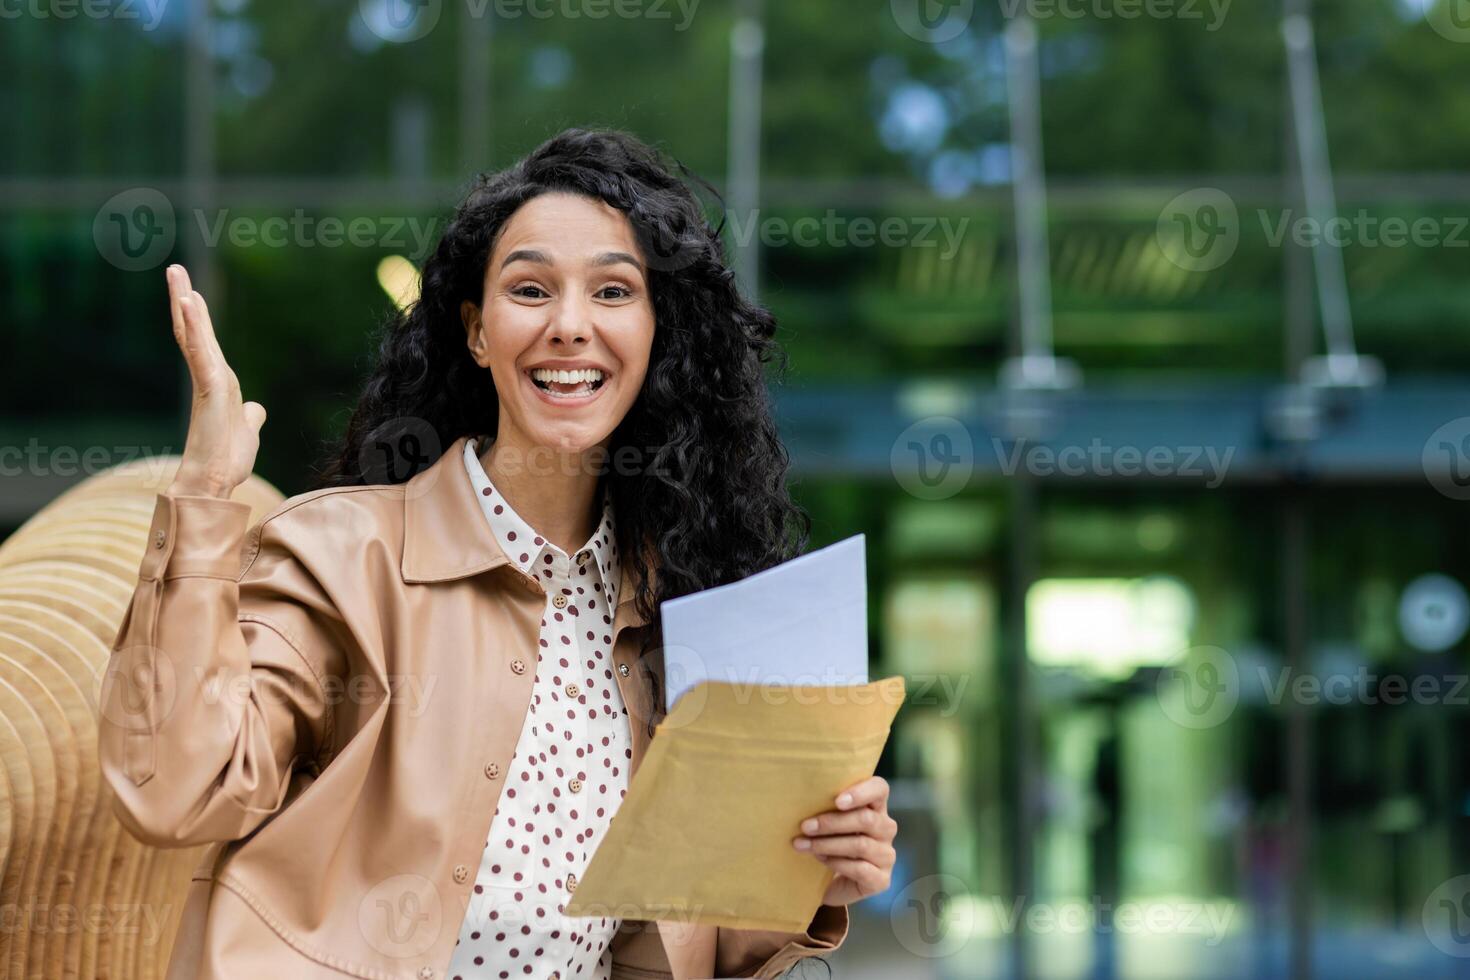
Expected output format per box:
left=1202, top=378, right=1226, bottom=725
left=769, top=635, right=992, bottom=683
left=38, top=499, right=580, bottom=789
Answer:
left=448, top=434, right=631, bottom=980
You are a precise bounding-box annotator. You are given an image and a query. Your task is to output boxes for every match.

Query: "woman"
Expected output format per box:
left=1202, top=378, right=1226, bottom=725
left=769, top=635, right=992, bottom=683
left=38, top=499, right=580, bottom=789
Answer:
left=98, top=128, right=897, bottom=980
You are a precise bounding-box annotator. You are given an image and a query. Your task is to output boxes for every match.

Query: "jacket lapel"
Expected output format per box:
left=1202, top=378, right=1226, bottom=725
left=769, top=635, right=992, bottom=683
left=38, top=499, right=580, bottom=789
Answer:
left=399, top=433, right=652, bottom=629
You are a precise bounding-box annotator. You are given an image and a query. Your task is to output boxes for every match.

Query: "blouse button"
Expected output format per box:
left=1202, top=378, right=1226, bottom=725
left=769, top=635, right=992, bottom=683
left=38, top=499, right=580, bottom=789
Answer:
left=510, top=659, right=526, bottom=675
left=453, top=864, right=470, bottom=884
left=417, top=969, right=434, bottom=980
left=569, top=778, right=583, bottom=793
left=566, top=872, right=578, bottom=893
left=552, top=595, right=569, bottom=609
left=617, top=663, right=630, bottom=677
left=565, top=683, right=580, bottom=698
left=484, top=762, right=500, bottom=779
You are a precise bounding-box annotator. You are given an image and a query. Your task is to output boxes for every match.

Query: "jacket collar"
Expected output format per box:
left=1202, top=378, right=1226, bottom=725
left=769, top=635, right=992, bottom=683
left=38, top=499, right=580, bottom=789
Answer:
left=400, top=434, right=651, bottom=631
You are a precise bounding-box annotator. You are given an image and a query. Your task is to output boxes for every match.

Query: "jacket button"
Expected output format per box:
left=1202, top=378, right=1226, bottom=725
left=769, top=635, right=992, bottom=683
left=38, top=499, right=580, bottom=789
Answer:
left=566, top=872, right=578, bottom=892
left=510, top=659, right=526, bottom=675
left=565, top=683, right=580, bottom=698
left=453, top=864, right=470, bottom=883
left=617, top=663, right=630, bottom=677
left=485, top=762, right=500, bottom=779
left=569, top=778, right=582, bottom=793
left=153, top=529, right=166, bottom=548
left=552, top=595, right=568, bottom=609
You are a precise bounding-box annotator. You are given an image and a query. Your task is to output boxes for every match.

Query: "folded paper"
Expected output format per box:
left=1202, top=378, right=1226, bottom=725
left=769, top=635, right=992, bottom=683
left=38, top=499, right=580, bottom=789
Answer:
left=660, top=534, right=868, bottom=712
left=564, top=674, right=906, bottom=932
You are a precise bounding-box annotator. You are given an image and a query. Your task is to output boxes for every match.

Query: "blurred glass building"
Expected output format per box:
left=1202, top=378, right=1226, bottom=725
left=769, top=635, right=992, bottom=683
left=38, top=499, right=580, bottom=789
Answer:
left=4, top=1, right=1470, bottom=977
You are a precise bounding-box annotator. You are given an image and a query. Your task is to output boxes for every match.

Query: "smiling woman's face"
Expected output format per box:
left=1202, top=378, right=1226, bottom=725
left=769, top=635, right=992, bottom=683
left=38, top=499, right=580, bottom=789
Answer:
left=462, top=191, right=655, bottom=456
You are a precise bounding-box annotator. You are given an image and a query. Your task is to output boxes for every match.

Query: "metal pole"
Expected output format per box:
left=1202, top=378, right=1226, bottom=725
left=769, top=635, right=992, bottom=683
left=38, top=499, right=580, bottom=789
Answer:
left=459, top=1, right=493, bottom=174
left=726, top=0, right=765, bottom=300
left=180, top=0, right=216, bottom=432
left=1002, top=475, right=1037, bottom=980
left=1282, top=495, right=1313, bottom=980
left=1004, top=16, right=1053, bottom=364
left=1281, top=1, right=1381, bottom=387
left=1000, top=14, right=1077, bottom=391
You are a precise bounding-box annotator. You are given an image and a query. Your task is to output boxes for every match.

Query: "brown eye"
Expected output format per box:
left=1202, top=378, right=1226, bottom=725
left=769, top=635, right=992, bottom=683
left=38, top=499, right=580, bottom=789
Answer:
left=513, top=284, right=548, bottom=299
left=597, top=285, right=631, bottom=300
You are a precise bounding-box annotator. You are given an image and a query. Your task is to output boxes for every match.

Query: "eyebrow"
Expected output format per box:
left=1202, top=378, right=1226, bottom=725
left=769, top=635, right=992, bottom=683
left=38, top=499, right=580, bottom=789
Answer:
left=500, top=249, right=645, bottom=275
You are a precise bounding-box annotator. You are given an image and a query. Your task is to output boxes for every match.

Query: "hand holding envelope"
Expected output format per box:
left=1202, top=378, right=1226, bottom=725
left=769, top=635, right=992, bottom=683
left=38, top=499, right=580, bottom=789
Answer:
left=564, top=535, right=905, bottom=934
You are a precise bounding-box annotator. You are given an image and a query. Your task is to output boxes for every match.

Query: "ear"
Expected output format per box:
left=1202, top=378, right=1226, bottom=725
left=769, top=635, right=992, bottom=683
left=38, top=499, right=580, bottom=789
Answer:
left=461, top=300, right=486, bottom=365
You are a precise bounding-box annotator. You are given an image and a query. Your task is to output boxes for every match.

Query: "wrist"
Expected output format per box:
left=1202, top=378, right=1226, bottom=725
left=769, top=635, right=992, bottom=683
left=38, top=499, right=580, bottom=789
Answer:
left=166, top=479, right=233, bottom=500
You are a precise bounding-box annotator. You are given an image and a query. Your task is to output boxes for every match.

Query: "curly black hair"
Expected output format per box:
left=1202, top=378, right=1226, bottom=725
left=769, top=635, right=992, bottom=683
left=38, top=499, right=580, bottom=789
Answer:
left=309, top=127, right=811, bottom=677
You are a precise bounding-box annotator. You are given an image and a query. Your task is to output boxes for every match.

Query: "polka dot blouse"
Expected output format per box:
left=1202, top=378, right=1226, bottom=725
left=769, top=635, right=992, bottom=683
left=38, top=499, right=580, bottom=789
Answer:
left=449, top=435, right=631, bottom=980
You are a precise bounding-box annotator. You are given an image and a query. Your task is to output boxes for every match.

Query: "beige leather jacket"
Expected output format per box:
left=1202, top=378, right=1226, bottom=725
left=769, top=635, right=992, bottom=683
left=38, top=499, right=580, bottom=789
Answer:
left=97, top=433, right=848, bottom=980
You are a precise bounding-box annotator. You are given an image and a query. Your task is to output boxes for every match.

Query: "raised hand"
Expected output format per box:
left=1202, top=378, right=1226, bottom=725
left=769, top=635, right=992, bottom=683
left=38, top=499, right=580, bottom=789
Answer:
left=164, top=265, right=267, bottom=499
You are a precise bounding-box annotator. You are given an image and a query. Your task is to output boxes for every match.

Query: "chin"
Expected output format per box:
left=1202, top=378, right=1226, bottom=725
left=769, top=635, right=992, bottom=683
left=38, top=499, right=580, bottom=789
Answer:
left=527, top=421, right=611, bottom=457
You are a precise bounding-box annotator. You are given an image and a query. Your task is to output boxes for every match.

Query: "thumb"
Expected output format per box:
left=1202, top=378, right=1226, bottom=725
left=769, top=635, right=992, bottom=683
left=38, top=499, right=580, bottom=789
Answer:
left=243, top=401, right=267, bottom=435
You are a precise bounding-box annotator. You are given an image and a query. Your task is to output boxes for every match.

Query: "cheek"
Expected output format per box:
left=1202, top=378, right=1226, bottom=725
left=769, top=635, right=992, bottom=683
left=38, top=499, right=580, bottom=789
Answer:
left=483, top=301, right=539, bottom=365
left=612, top=312, right=656, bottom=377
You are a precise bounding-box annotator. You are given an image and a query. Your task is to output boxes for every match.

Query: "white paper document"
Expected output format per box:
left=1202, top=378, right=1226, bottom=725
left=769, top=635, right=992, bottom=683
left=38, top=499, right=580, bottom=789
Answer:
left=658, top=533, right=869, bottom=713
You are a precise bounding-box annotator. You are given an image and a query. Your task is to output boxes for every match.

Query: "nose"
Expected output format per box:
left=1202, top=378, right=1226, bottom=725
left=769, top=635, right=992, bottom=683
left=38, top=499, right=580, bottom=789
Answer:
left=546, top=294, right=591, bottom=347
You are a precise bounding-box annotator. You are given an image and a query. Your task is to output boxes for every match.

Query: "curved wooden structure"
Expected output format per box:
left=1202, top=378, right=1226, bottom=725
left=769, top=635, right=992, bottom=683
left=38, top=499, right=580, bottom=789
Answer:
left=0, top=454, right=282, bottom=979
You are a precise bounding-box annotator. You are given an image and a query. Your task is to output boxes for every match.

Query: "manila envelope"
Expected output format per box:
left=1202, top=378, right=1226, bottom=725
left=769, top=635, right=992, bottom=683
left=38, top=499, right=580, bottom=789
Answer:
left=564, top=674, right=906, bottom=932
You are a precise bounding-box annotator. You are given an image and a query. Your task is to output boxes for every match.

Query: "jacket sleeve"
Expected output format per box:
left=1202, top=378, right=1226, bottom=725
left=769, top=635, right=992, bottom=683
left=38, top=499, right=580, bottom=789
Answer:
left=98, top=490, right=344, bottom=849
left=713, top=903, right=849, bottom=978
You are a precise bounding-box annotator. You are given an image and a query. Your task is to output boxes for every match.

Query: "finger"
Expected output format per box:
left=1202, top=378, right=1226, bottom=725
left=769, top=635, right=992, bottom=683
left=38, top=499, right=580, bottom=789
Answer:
left=177, top=292, right=230, bottom=394
left=175, top=291, right=209, bottom=383
left=796, top=833, right=892, bottom=864
left=166, top=266, right=187, bottom=347
left=798, top=805, right=896, bottom=841
left=812, top=856, right=888, bottom=894
left=243, top=401, right=267, bottom=434
left=834, top=775, right=889, bottom=811
left=188, top=289, right=229, bottom=372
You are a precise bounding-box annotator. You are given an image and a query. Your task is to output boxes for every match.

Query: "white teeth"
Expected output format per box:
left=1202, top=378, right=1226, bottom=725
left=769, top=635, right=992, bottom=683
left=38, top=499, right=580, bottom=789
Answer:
left=530, top=368, right=605, bottom=385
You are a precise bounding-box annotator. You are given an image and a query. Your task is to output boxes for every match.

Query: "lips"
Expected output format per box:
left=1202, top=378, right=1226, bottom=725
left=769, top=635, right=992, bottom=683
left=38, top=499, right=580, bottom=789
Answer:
left=523, top=366, right=610, bottom=406
left=529, top=367, right=605, bottom=396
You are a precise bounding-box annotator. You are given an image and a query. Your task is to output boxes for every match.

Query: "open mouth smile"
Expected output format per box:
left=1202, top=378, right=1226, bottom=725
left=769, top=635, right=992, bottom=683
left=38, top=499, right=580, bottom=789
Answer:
left=525, top=366, right=608, bottom=404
